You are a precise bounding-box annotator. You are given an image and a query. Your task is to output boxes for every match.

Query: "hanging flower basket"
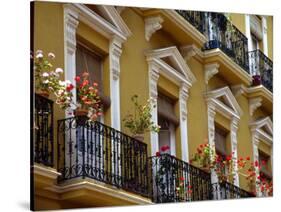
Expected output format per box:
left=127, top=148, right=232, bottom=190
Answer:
left=74, top=108, right=88, bottom=117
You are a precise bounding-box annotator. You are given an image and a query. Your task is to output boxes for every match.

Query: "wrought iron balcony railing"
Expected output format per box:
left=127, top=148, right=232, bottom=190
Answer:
left=148, top=154, right=212, bottom=203
left=249, top=49, right=273, bottom=92
left=148, top=154, right=254, bottom=203
left=176, top=10, right=206, bottom=34
left=34, top=94, right=54, bottom=167
left=212, top=181, right=255, bottom=199
left=176, top=10, right=250, bottom=74
left=57, top=116, right=149, bottom=197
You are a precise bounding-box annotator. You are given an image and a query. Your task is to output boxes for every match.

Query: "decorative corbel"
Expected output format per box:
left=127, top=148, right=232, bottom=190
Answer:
left=204, top=63, right=219, bottom=84
left=249, top=97, right=262, bottom=116
left=145, top=16, right=164, bottom=41
left=180, top=45, right=197, bottom=60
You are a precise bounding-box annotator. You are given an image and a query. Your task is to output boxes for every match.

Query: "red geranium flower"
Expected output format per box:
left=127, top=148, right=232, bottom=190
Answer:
left=255, top=160, right=259, bottom=167
left=156, top=151, right=160, bottom=157
left=74, top=76, right=80, bottom=82
left=246, top=156, right=250, bottom=161
left=179, top=177, right=184, bottom=181
left=66, top=84, right=74, bottom=92
left=226, top=155, right=232, bottom=161
left=261, top=160, right=267, bottom=166
left=82, top=80, right=89, bottom=87
left=161, top=145, right=170, bottom=152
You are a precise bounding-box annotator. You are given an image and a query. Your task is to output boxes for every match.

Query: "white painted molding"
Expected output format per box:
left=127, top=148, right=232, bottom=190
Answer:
left=204, top=63, right=220, bottom=84
left=145, top=46, right=197, bottom=85
left=145, top=16, right=164, bottom=41
left=146, top=46, right=196, bottom=161
left=206, top=87, right=242, bottom=187
left=249, top=97, right=262, bottom=116
left=179, top=83, right=190, bottom=162
left=179, top=83, right=189, bottom=121
left=250, top=116, right=273, bottom=196
left=64, top=5, right=79, bottom=115
left=250, top=15, right=263, bottom=41
left=262, top=16, right=268, bottom=56
left=67, top=4, right=129, bottom=42
left=205, top=86, right=243, bottom=118
left=245, top=15, right=252, bottom=52
left=110, top=39, right=122, bottom=131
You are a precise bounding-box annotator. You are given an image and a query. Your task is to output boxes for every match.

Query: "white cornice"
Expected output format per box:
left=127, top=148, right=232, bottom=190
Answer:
left=47, top=180, right=152, bottom=204
left=161, top=10, right=207, bottom=46
left=203, top=49, right=252, bottom=85
left=231, top=84, right=273, bottom=101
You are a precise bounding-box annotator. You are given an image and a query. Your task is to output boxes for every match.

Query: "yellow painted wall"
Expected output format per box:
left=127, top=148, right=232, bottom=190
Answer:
left=267, top=16, right=273, bottom=60
left=186, top=57, right=209, bottom=159
left=34, top=2, right=65, bottom=170
left=119, top=8, right=177, bottom=155
left=230, top=13, right=246, bottom=34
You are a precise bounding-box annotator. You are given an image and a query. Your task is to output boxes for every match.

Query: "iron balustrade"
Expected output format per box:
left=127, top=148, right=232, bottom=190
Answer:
left=212, top=181, right=255, bottom=199
left=148, top=154, right=212, bottom=203
left=57, top=116, right=149, bottom=197
left=176, top=10, right=206, bottom=34
left=176, top=10, right=250, bottom=73
left=202, top=13, right=249, bottom=72
left=34, top=94, right=54, bottom=167
left=249, top=49, right=273, bottom=92
left=148, top=154, right=255, bottom=203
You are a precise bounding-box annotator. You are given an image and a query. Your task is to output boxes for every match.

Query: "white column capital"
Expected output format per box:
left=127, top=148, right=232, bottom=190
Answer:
left=145, top=16, right=164, bottom=41
left=64, top=6, right=79, bottom=55
left=149, top=65, right=160, bottom=99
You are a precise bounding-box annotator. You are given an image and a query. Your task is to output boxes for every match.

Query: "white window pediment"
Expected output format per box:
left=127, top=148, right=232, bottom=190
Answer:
left=66, top=4, right=132, bottom=42
left=206, top=86, right=243, bottom=118
left=250, top=117, right=273, bottom=144
left=145, top=46, right=196, bottom=86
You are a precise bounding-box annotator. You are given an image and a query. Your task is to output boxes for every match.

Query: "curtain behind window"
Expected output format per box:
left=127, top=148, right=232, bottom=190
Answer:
left=76, top=43, right=110, bottom=108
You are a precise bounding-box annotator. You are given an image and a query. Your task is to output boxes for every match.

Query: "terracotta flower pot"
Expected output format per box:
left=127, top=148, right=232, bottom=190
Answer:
left=133, top=134, right=144, bottom=142
left=37, top=91, right=50, bottom=98
left=74, top=108, right=88, bottom=117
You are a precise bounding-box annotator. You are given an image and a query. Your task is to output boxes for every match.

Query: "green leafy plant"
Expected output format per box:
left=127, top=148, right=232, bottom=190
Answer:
left=123, top=95, right=160, bottom=135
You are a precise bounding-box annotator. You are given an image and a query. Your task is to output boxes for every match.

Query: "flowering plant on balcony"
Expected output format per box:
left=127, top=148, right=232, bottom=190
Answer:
left=123, top=95, right=161, bottom=136
left=175, top=177, right=193, bottom=201
left=73, top=72, right=103, bottom=121
left=189, top=141, right=216, bottom=171
left=33, top=50, right=73, bottom=109
left=244, top=160, right=273, bottom=196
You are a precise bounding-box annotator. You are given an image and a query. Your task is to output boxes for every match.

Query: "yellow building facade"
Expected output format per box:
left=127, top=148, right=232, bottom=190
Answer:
left=32, top=1, right=273, bottom=210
